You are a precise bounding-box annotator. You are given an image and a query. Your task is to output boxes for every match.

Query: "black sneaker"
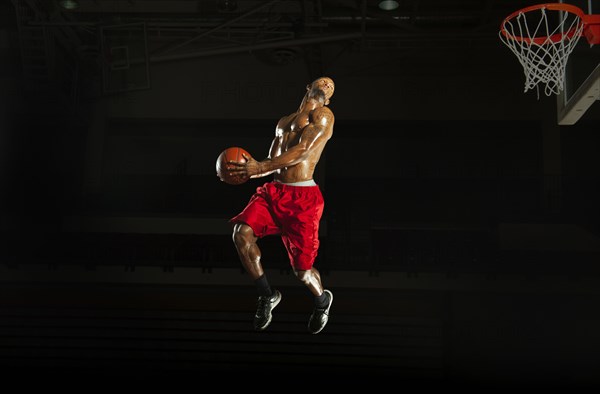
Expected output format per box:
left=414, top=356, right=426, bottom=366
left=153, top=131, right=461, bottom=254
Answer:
left=308, top=289, right=333, bottom=334
left=254, top=289, right=282, bottom=331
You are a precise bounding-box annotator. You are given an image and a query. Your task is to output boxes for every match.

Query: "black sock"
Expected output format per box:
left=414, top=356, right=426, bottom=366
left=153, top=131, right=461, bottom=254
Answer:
left=254, top=274, right=272, bottom=297
left=315, top=291, right=329, bottom=309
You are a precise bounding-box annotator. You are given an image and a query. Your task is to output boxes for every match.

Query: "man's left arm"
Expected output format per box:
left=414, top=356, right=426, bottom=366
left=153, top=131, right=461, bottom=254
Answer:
left=255, top=108, right=334, bottom=175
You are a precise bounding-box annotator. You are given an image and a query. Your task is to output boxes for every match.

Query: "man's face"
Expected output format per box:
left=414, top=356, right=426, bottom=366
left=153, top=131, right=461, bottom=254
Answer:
left=310, top=78, right=335, bottom=101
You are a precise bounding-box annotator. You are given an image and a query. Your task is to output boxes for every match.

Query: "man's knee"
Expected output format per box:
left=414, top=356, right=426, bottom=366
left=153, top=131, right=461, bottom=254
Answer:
left=232, top=223, right=255, bottom=246
left=293, top=269, right=312, bottom=284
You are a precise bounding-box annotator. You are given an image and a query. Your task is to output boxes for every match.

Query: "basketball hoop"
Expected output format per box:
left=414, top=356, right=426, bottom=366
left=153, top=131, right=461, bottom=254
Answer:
left=499, top=3, right=600, bottom=97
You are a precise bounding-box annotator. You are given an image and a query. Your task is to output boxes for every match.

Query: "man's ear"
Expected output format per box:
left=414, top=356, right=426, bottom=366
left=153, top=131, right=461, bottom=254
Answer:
left=325, top=99, right=330, bottom=105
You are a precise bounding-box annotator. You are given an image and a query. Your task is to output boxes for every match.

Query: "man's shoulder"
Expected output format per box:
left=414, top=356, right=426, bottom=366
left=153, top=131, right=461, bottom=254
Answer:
left=312, top=106, right=334, bottom=119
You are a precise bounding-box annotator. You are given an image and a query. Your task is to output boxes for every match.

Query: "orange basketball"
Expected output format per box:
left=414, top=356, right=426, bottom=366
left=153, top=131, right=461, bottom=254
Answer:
left=216, top=146, right=252, bottom=185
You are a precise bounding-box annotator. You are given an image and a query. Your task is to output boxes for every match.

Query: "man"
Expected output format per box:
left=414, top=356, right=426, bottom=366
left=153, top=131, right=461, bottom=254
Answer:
left=225, top=76, right=335, bottom=334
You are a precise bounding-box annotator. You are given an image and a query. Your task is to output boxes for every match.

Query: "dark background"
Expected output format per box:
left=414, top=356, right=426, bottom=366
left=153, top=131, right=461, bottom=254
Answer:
left=1, top=0, right=600, bottom=388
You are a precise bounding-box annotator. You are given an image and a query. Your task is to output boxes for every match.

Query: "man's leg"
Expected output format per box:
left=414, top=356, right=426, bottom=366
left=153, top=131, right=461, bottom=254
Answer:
left=294, top=268, right=333, bottom=334
left=232, top=223, right=281, bottom=331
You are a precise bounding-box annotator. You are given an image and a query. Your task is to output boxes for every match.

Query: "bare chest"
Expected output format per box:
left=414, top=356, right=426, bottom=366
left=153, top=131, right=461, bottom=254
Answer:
left=284, top=113, right=310, bottom=132
left=277, top=113, right=310, bottom=148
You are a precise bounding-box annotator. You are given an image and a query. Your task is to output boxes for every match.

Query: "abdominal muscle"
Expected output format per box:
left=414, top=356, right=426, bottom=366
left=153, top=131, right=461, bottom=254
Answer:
left=273, top=160, right=315, bottom=183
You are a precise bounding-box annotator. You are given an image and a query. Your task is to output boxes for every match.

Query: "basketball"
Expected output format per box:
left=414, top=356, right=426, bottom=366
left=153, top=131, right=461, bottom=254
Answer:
left=216, top=146, right=252, bottom=185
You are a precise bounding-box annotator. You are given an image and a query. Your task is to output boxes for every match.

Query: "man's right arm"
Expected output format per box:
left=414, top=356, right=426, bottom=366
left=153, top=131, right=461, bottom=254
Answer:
left=245, top=119, right=284, bottom=179
left=248, top=136, right=280, bottom=179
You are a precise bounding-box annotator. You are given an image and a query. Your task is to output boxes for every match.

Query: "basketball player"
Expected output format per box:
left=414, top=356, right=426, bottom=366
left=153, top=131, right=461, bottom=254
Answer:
left=226, top=76, right=335, bottom=334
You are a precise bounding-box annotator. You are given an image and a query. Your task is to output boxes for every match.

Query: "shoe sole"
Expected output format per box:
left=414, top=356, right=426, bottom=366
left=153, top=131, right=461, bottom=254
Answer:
left=310, top=289, right=333, bottom=334
left=255, top=291, right=281, bottom=331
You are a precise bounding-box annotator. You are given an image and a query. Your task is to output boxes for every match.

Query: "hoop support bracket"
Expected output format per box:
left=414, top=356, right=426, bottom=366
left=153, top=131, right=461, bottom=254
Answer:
left=583, top=14, right=600, bottom=44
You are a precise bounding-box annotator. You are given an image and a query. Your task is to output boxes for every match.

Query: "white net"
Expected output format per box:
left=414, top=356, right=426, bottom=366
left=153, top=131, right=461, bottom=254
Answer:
left=499, top=5, right=585, bottom=96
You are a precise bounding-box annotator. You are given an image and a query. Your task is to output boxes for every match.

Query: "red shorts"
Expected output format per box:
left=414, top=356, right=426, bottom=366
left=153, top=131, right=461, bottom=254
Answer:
left=229, top=181, right=324, bottom=271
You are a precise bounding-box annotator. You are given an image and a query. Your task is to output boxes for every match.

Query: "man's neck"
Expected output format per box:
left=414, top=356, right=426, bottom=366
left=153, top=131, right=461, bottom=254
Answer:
left=297, top=99, right=322, bottom=113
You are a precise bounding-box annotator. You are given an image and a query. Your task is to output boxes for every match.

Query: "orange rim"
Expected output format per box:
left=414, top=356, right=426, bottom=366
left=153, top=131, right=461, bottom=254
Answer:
left=500, top=3, right=586, bottom=45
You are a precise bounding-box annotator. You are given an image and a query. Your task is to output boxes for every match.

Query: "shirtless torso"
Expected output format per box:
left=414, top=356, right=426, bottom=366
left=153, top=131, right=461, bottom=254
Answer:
left=270, top=105, right=334, bottom=183
left=227, top=77, right=335, bottom=183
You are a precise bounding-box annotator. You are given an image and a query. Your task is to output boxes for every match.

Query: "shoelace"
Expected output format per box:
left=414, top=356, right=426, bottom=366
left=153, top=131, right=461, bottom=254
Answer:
left=256, top=296, right=272, bottom=313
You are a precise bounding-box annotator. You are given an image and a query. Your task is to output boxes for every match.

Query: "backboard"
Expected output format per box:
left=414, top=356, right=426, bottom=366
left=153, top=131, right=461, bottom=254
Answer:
left=557, top=0, right=600, bottom=125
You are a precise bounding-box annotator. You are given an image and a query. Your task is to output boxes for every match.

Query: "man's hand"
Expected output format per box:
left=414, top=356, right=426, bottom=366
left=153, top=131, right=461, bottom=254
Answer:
left=227, top=153, right=265, bottom=179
